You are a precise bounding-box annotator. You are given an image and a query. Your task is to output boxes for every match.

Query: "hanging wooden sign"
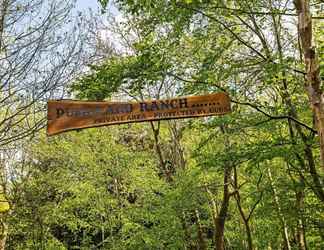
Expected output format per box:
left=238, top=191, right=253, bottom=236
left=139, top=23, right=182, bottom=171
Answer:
left=47, top=92, right=231, bottom=136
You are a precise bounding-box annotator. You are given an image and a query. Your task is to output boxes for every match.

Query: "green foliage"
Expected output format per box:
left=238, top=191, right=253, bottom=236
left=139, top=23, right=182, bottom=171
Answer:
left=8, top=127, right=162, bottom=249
left=98, top=0, right=109, bottom=11
left=0, top=194, right=10, bottom=213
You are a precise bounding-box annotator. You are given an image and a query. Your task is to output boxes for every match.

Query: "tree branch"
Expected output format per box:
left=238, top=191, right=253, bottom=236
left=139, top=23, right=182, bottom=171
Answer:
left=168, top=73, right=317, bottom=134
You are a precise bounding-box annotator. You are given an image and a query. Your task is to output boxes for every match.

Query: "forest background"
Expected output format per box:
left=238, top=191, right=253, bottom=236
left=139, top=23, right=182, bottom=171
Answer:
left=0, top=0, right=323, bottom=249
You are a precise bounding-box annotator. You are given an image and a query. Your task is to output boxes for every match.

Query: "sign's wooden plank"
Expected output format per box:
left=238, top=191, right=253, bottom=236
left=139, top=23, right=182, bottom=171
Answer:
left=47, top=92, right=231, bottom=136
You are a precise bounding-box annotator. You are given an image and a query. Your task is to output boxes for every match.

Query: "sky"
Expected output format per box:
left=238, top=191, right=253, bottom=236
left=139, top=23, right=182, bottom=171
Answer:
left=75, top=0, right=119, bottom=14
left=75, top=0, right=100, bottom=11
left=74, top=0, right=124, bottom=51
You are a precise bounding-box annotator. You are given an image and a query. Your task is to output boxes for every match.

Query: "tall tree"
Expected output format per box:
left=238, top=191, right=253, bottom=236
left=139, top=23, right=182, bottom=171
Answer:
left=0, top=0, right=91, bottom=248
left=0, top=0, right=85, bottom=146
left=293, top=0, right=324, bottom=168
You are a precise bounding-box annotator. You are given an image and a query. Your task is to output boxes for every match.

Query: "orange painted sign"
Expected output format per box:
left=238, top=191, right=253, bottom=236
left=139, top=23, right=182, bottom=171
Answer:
left=47, top=92, right=231, bottom=136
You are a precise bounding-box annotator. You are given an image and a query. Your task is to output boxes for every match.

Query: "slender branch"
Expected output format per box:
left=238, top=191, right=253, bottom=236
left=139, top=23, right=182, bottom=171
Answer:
left=176, top=3, right=306, bottom=76
left=209, top=5, right=324, bottom=19
left=231, top=100, right=317, bottom=134
left=247, top=191, right=263, bottom=222
left=168, top=72, right=317, bottom=134
left=179, top=4, right=268, bottom=61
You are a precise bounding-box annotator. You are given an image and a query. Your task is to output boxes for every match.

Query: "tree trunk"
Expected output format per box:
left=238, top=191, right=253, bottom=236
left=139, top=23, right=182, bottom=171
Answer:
left=294, top=0, right=324, bottom=169
left=214, top=168, right=230, bottom=250
left=268, top=168, right=291, bottom=250
left=168, top=121, right=186, bottom=170
left=195, top=209, right=206, bottom=250
left=245, top=222, right=253, bottom=250
left=232, top=166, right=255, bottom=250
left=296, top=186, right=307, bottom=250
left=271, top=0, right=324, bottom=202
left=214, top=126, right=232, bottom=250
left=235, top=193, right=254, bottom=250
left=287, top=163, right=308, bottom=250
left=150, top=121, right=172, bottom=182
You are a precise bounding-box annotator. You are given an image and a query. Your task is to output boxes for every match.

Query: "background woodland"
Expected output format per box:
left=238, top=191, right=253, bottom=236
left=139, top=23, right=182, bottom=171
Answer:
left=0, top=0, right=323, bottom=249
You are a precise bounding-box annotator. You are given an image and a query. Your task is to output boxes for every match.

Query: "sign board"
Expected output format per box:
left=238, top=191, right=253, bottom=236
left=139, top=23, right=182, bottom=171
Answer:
left=47, top=92, right=231, bottom=136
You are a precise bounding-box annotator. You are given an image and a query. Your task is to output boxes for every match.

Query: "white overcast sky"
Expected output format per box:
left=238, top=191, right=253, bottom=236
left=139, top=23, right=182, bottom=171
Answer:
left=75, top=0, right=119, bottom=14
left=76, top=0, right=100, bottom=11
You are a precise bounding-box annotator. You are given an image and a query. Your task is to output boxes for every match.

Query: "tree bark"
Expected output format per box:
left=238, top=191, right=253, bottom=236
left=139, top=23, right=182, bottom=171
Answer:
left=214, top=166, right=231, bottom=250
left=294, top=0, right=324, bottom=169
left=270, top=0, right=324, bottom=202
left=233, top=167, right=256, bottom=250
left=268, top=168, right=291, bottom=250
left=168, top=121, right=186, bottom=170
left=195, top=209, right=207, bottom=250
left=287, top=162, right=308, bottom=250
left=150, top=121, right=172, bottom=182
left=295, top=177, right=307, bottom=250
left=214, top=126, right=232, bottom=250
